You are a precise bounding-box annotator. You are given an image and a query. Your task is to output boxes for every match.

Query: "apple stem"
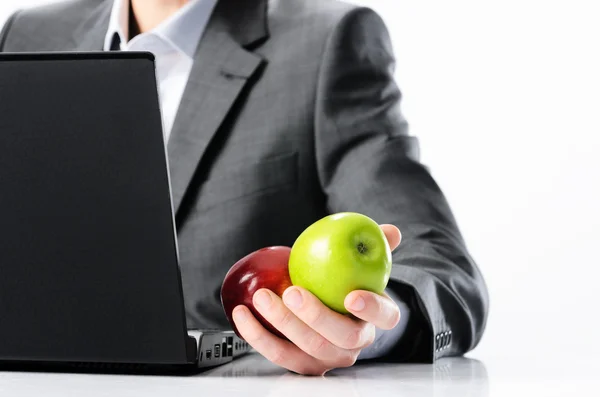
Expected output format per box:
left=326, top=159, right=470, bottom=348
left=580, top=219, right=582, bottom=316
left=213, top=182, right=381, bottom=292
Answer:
left=357, top=242, right=368, bottom=254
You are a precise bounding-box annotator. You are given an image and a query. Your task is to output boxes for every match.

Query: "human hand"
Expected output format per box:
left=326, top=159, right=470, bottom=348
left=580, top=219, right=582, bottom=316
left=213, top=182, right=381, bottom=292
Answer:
left=232, top=224, right=402, bottom=376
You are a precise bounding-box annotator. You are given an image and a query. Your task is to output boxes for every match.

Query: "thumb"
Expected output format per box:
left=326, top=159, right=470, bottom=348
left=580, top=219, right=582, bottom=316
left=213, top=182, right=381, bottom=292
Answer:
left=380, top=224, right=402, bottom=251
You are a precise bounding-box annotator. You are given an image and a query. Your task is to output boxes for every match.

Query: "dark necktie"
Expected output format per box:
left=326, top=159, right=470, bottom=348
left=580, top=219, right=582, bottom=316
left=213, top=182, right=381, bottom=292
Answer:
left=109, top=33, right=121, bottom=51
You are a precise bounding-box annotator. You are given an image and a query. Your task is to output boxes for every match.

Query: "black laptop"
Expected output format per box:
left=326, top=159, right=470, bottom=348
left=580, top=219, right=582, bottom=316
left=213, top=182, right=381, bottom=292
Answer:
left=0, top=52, right=249, bottom=373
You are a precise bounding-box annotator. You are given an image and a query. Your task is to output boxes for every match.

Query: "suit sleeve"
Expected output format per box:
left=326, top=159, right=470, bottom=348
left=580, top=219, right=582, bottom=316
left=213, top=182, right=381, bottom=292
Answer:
left=0, top=10, right=21, bottom=52
left=314, top=7, right=489, bottom=363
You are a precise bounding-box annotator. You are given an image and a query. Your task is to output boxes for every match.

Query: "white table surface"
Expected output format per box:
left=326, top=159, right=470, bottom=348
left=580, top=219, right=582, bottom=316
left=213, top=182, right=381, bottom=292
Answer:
left=0, top=352, right=596, bottom=397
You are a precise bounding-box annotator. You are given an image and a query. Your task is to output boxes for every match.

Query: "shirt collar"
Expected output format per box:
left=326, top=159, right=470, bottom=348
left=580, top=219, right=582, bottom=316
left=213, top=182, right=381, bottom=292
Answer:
left=103, top=0, right=218, bottom=58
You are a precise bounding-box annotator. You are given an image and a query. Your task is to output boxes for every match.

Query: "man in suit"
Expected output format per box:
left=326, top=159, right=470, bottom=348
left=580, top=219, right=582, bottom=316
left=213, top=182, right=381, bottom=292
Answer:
left=0, top=0, right=489, bottom=375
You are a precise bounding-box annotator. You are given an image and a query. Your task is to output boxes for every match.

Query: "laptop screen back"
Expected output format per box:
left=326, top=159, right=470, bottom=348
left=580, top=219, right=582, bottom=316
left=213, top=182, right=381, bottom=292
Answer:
left=0, top=53, right=191, bottom=365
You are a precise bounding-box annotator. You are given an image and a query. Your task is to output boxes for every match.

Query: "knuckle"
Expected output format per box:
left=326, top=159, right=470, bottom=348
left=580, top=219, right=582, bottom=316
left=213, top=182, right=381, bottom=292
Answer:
left=304, top=306, right=325, bottom=327
left=343, top=327, right=363, bottom=349
left=239, top=325, right=262, bottom=345
left=374, top=294, right=385, bottom=315
left=307, top=334, right=329, bottom=357
left=363, top=324, right=376, bottom=346
left=277, top=309, right=295, bottom=329
left=370, top=295, right=400, bottom=330
left=244, top=332, right=260, bottom=345
left=381, top=303, right=401, bottom=330
left=388, top=308, right=401, bottom=329
left=339, top=353, right=358, bottom=368
left=269, top=348, right=287, bottom=366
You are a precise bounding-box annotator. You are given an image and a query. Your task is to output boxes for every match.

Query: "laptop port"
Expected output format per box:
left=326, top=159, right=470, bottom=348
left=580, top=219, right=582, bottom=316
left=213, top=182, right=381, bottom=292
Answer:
left=206, top=350, right=212, bottom=360
left=214, top=344, right=220, bottom=358
left=227, top=337, right=233, bottom=357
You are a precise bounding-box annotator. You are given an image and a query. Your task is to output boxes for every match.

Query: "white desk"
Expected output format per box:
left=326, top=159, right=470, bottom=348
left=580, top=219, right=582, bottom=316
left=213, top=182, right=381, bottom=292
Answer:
left=0, top=353, right=596, bottom=396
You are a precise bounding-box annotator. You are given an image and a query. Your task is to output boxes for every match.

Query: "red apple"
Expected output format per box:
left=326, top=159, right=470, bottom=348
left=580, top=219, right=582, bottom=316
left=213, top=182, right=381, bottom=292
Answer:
left=221, top=246, right=292, bottom=340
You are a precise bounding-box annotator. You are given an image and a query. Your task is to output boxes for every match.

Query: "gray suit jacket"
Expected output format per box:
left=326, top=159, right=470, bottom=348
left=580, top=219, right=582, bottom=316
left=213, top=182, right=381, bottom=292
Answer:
left=0, top=0, right=488, bottom=362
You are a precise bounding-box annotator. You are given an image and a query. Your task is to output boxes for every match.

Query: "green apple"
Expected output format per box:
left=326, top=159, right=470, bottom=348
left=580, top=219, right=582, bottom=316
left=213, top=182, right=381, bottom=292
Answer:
left=288, top=212, right=392, bottom=314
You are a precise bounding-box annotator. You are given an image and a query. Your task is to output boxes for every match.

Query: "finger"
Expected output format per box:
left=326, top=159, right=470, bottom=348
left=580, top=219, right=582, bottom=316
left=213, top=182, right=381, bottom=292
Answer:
left=282, top=286, right=375, bottom=350
left=253, top=289, right=356, bottom=366
left=344, top=290, right=401, bottom=330
left=232, top=305, right=328, bottom=376
left=380, top=224, right=402, bottom=251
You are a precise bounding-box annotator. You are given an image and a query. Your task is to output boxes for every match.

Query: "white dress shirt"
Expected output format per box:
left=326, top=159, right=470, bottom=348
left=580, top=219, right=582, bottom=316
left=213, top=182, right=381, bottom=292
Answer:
left=103, top=0, right=217, bottom=140
left=102, top=0, right=409, bottom=360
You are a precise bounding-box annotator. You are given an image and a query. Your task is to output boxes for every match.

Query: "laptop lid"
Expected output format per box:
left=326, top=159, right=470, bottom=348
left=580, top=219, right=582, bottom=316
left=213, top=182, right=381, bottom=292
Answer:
left=0, top=52, right=193, bottom=365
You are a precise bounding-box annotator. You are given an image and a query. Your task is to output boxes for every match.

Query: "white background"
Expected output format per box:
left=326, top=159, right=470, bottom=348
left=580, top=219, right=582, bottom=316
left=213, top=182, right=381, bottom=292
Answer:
left=2, top=0, right=599, bottom=364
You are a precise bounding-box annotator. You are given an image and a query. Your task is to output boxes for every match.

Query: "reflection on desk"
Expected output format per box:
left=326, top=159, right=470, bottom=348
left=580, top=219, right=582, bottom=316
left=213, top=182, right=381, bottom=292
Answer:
left=206, top=354, right=488, bottom=397
left=0, top=353, right=488, bottom=397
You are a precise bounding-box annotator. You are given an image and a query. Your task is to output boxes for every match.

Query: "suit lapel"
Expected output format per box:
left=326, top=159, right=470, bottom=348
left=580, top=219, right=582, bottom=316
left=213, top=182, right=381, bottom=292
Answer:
left=167, top=1, right=268, bottom=213
left=72, top=1, right=113, bottom=51
left=69, top=0, right=269, bottom=214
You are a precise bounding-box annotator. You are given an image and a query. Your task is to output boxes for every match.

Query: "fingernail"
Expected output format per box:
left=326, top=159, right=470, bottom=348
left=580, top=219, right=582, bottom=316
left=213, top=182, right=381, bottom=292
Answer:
left=254, top=290, right=272, bottom=309
left=349, top=296, right=365, bottom=312
left=283, top=288, right=303, bottom=309
left=233, top=307, right=248, bottom=323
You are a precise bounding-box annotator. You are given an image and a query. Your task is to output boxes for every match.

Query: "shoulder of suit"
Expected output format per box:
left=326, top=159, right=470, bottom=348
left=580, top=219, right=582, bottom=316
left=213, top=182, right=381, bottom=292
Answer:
left=268, top=0, right=383, bottom=40
left=2, top=0, right=106, bottom=51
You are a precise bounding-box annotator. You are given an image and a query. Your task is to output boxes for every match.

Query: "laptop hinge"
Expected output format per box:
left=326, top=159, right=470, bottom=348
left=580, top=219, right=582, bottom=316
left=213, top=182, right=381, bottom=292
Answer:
left=185, top=336, right=198, bottom=363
